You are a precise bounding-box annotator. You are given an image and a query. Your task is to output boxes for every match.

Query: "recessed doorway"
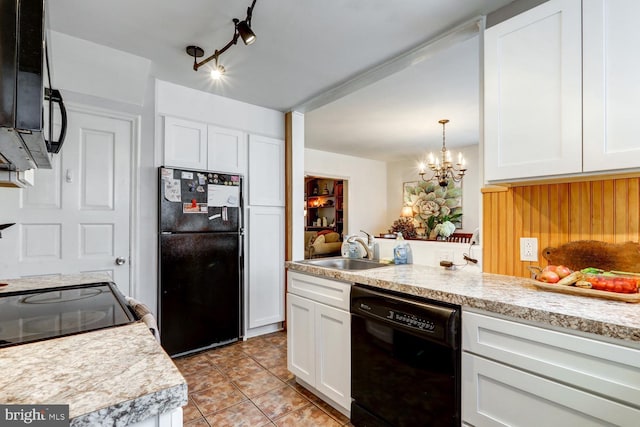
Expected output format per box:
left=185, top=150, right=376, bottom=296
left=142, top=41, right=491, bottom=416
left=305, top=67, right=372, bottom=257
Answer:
left=304, top=175, right=348, bottom=259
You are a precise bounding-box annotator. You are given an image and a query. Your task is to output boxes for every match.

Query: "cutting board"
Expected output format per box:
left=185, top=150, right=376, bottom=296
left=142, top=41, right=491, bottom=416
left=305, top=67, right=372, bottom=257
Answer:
left=531, top=281, right=640, bottom=303
left=542, top=240, right=640, bottom=273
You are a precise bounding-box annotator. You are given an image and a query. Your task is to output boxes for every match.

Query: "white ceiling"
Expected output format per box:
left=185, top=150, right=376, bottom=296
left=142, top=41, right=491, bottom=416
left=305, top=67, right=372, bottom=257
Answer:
left=305, top=35, right=482, bottom=162
left=48, top=0, right=513, bottom=159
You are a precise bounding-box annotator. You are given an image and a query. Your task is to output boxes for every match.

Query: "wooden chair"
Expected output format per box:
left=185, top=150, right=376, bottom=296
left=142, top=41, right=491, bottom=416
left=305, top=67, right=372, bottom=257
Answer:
left=446, top=233, right=473, bottom=243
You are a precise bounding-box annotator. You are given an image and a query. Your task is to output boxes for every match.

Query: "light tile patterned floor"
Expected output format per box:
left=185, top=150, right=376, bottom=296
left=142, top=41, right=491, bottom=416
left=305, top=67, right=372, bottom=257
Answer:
left=174, top=331, right=353, bottom=426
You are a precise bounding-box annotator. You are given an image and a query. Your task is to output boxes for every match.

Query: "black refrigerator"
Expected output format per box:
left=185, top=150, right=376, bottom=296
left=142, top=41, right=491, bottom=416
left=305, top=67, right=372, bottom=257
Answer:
left=158, top=166, right=243, bottom=357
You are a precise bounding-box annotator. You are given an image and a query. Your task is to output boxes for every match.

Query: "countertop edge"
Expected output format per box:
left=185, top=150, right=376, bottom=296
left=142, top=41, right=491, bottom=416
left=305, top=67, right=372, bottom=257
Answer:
left=286, top=261, right=640, bottom=347
left=70, top=383, right=187, bottom=427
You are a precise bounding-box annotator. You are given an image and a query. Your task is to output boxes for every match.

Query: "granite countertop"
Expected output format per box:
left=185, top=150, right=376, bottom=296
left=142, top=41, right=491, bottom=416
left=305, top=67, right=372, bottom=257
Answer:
left=0, top=274, right=187, bottom=426
left=286, top=260, right=640, bottom=347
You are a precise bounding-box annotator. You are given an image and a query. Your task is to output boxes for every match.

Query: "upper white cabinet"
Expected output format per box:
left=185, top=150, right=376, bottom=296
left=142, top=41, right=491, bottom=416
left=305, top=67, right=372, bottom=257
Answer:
left=163, top=117, right=247, bottom=174
left=248, top=135, right=285, bottom=206
left=485, top=0, right=640, bottom=182
left=163, top=116, right=207, bottom=170
left=583, top=0, right=640, bottom=172
left=484, top=0, right=582, bottom=182
left=207, top=125, right=247, bottom=174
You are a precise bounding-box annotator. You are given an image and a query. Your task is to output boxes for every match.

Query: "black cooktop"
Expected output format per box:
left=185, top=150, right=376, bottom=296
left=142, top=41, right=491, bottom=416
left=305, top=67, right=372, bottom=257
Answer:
left=0, top=282, right=136, bottom=348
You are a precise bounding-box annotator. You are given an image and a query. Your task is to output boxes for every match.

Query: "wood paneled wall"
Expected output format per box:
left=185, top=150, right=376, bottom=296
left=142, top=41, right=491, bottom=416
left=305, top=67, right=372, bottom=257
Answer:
left=482, top=177, right=640, bottom=277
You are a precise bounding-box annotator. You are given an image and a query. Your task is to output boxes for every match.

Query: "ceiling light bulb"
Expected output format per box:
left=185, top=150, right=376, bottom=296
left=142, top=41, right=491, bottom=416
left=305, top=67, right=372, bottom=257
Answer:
left=210, top=65, right=225, bottom=80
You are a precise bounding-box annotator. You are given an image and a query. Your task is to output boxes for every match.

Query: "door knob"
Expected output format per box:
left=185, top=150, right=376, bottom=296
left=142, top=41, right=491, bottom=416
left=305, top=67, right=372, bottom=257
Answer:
left=115, top=257, right=127, bottom=266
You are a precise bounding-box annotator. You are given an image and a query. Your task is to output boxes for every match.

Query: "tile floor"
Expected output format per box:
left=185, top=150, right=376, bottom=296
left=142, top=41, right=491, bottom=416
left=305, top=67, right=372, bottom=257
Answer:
left=174, top=331, right=353, bottom=426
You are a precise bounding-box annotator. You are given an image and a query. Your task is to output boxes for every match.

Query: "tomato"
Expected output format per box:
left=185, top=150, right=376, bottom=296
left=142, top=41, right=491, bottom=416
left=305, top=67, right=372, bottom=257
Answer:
left=621, top=279, right=638, bottom=293
left=584, top=274, right=639, bottom=293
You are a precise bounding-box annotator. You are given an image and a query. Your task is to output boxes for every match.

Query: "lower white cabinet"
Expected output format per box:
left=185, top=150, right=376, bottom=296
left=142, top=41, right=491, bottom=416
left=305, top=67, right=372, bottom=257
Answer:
left=462, top=310, right=640, bottom=426
left=287, top=271, right=351, bottom=412
left=127, top=407, right=183, bottom=427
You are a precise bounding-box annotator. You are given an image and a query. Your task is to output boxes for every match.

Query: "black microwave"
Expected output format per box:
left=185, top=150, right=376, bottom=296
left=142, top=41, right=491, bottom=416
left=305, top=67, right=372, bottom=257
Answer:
left=0, top=0, right=67, bottom=172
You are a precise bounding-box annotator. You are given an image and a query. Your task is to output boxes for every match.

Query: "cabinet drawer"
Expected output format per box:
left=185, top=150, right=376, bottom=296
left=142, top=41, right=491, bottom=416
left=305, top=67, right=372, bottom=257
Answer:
left=462, top=311, right=640, bottom=409
left=287, top=271, right=351, bottom=310
left=463, top=353, right=640, bottom=427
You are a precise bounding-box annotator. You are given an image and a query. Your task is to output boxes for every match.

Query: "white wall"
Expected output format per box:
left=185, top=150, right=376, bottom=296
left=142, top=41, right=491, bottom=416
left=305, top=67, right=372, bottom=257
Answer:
left=377, top=238, right=482, bottom=270
left=304, top=149, right=388, bottom=237
left=386, top=144, right=481, bottom=234
left=49, top=31, right=151, bottom=106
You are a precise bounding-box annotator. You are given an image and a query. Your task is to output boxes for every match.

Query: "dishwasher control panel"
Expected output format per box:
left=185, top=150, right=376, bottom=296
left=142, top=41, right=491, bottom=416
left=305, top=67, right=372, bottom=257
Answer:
left=351, top=284, right=460, bottom=347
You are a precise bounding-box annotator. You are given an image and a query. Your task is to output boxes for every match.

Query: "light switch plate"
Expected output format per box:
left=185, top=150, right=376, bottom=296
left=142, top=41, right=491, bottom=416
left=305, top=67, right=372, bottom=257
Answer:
left=520, top=237, right=538, bottom=262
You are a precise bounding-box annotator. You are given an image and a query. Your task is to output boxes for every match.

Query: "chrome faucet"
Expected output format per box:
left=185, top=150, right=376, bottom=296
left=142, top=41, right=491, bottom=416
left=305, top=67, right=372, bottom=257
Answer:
left=360, top=229, right=375, bottom=247
left=346, top=230, right=377, bottom=260
left=347, top=236, right=373, bottom=259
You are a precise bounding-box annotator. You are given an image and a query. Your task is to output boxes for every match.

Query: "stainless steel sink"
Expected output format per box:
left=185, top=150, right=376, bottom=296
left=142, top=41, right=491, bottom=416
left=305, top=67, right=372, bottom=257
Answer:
left=302, top=257, right=390, bottom=271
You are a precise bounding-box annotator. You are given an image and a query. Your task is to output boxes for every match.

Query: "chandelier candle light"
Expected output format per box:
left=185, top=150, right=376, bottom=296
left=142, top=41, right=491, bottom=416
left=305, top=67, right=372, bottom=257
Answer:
left=418, top=119, right=467, bottom=187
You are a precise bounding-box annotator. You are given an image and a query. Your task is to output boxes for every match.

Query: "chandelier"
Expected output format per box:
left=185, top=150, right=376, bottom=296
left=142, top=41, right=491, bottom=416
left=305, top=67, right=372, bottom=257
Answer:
left=418, top=119, right=467, bottom=187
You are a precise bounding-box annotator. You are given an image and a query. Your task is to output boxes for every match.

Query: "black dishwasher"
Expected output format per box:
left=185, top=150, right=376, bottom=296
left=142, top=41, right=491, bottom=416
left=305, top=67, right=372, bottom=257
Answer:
left=351, top=284, right=461, bottom=427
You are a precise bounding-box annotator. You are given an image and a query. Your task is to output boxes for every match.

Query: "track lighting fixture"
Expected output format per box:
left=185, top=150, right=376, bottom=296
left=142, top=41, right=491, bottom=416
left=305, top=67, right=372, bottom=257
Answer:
left=186, top=0, right=258, bottom=78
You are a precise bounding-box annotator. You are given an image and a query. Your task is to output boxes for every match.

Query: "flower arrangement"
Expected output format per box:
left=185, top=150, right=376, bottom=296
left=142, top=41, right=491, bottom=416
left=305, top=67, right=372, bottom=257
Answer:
left=389, top=217, right=417, bottom=239
left=403, top=179, right=462, bottom=238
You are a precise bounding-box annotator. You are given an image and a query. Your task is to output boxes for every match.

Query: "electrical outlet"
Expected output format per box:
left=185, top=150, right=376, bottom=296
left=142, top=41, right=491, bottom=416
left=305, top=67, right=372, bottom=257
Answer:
left=520, top=237, right=538, bottom=262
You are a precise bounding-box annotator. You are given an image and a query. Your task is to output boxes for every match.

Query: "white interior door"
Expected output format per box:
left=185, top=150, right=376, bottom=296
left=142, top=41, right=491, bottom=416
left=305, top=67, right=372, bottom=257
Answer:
left=0, top=108, right=133, bottom=295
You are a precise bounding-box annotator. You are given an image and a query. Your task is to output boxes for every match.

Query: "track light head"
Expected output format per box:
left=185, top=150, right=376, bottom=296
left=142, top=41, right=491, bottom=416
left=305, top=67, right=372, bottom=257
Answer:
left=236, top=20, right=256, bottom=45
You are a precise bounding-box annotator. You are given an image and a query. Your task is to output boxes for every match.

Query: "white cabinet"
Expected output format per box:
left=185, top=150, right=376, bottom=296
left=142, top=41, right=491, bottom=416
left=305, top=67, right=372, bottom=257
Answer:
left=462, top=310, right=640, bottom=426
left=485, top=0, right=640, bottom=182
left=127, top=407, right=183, bottom=427
left=163, top=117, right=208, bottom=170
left=163, top=117, right=247, bottom=174
left=248, top=134, right=285, bottom=206
left=207, top=125, right=247, bottom=174
left=314, top=301, right=350, bottom=407
left=247, top=206, right=285, bottom=328
left=287, top=271, right=351, bottom=412
left=583, top=0, right=640, bottom=172
left=484, top=0, right=582, bottom=181
left=287, top=293, right=315, bottom=385
left=245, top=133, right=285, bottom=334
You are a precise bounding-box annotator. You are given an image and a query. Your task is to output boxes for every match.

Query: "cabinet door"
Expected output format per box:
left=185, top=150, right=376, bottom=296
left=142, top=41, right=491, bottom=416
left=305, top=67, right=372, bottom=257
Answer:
left=207, top=126, right=247, bottom=174
left=462, top=311, right=640, bottom=409
left=315, top=302, right=351, bottom=411
left=163, top=116, right=207, bottom=170
left=462, top=353, right=640, bottom=427
left=583, top=0, right=640, bottom=172
left=248, top=135, right=285, bottom=206
left=287, top=293, right=315, bottom=385
left=484, top=0, right=582, bottom=181
left=247, top=206, right=285, bottom=328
